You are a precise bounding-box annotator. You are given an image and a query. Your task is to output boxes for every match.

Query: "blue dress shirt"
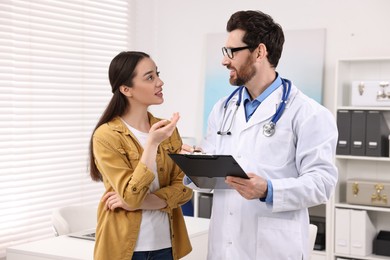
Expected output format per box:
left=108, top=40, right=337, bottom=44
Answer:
left=243, top=76, right=282, bottom=122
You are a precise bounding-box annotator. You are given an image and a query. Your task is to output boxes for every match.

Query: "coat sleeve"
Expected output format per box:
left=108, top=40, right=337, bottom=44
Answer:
left=271, top=104, right=338, bottom=212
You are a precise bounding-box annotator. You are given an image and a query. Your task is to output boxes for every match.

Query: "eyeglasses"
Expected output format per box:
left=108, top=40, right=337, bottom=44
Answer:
left=222, top=46, right=253, bottom=59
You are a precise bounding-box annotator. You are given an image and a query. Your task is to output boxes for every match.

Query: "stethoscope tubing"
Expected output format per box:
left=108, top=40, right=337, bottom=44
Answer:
left=223, top=86, right=243, bottom=109
left=270, top=78, right=291, bottom=124
left=218, top=78, right=291, bottom=136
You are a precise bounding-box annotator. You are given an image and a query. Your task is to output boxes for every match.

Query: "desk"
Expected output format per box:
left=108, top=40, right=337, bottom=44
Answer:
left=181, top=217, right=209, bottom=260
left=6, top=216, right=210, bottom=260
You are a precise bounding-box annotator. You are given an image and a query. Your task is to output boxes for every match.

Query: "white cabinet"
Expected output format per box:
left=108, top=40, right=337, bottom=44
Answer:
left=332, top=58, right=390, bottom=260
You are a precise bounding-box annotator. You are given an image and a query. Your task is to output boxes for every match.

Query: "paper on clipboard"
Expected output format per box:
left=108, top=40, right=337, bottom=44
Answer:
left=168, top=154, right=248, bottom=189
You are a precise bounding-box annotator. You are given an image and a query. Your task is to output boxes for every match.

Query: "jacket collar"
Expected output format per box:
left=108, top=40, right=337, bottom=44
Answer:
left=107, top=112, right=159, bottom=135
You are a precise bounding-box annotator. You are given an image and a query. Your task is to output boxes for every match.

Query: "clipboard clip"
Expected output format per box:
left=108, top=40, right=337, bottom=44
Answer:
left=192, top=145, right=203, bottom=155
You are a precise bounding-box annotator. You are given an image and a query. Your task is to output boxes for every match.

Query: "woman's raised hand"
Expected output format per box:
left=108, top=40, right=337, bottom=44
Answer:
left=148, top=112, right=180, bottom=145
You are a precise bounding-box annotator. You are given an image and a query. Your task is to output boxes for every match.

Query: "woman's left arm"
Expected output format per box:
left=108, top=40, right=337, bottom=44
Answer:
left=103, top=191, right=167, bottom=211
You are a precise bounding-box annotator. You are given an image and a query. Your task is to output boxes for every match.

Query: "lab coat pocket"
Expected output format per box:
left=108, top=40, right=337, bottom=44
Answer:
left=256, top=216, right=303, bottom=260
left=257, top=127, right=294, bottom=167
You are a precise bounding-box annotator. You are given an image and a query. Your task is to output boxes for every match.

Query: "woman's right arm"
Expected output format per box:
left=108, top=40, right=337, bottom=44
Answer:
left=140, top=113, right=180, bottom=169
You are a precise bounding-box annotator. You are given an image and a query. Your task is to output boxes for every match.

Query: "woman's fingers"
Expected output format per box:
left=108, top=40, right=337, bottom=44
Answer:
left=102, top=191, right=115, bottom=202
left=170, top=112, right=180, bottom=124
left=150, top=112, right=180, bottom=132
left=150, top=119, right=169, bottom=132
left=103, top=192, right=119, bottom=211
left=149, top=113, right=180, bottom=144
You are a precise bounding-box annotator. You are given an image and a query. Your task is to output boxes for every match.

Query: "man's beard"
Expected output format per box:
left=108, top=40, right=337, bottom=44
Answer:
left=229, top=58, right=256, bottom=86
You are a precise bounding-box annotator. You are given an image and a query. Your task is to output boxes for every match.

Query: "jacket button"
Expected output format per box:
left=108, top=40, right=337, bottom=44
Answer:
left=132, top=187, right=137, bottom=191
left=183, top=188, right=186, bottom=192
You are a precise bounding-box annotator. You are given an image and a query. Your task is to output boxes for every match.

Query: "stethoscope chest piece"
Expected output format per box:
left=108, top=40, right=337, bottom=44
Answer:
left=263, top=122, right=276, bottom=137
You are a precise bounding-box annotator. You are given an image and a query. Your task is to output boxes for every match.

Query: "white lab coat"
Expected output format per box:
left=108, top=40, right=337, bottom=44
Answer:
left=200, top=82, right=338, bottom=260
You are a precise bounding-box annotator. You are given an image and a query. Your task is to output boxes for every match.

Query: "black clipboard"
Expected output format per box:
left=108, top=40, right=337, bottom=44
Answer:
left=169, top=154, right=248, bottom=189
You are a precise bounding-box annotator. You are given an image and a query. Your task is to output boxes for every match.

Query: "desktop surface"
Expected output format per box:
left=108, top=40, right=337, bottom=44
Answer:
left=6, top=216, right=210, bottom=260
left=7, top=235, right=94, bottom=260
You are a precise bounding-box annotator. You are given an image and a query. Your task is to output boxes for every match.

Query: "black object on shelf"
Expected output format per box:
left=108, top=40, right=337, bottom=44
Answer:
left=198, top=193, right=213, bottom=218
left=373, top=230, right=390, bottom=257
left=336, top=110, right=352, bottom=155
left=310, top=216, right=326, bottom=250
left=365, top=111, right=390, bottom=157
left=350, top=110, right=367, bottom=156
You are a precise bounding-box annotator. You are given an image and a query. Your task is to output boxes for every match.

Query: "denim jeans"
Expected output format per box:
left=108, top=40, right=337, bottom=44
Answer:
left=132, top=247, right=173, bottom=260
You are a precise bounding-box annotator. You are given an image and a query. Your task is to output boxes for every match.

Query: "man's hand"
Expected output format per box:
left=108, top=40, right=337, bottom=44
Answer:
left=180, top=143, right=202, bottom=154
left=225, top=173, right=268, bottom=200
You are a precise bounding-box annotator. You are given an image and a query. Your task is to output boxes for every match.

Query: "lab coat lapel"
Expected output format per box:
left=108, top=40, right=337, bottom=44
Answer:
left=234, top=99, right=247, bottom=133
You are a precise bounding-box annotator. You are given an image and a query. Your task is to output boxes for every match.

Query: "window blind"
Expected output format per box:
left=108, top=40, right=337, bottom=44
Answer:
left=0, top=0, right=132, bottom=257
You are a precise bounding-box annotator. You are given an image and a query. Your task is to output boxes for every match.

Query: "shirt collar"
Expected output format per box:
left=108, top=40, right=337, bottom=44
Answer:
left=243, top=74, right=283, bottom=103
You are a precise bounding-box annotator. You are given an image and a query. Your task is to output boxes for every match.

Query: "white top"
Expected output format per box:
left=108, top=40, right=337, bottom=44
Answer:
left=124, top=122, right=171, bottom=251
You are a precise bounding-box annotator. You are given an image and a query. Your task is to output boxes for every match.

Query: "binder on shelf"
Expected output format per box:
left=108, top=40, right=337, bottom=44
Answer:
left=350, top=209, right=376, bottom=256
left=365, top=111, right=390, bottom=157
left=336, top=110, right=352, bottom=155
left=198, top=193, right=213, bottom=218
left=334, top=208, right=351, bottom=255
left=350, top=110, right=367, bottom=156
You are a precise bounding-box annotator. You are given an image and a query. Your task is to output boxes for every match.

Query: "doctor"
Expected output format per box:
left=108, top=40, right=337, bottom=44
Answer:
left=185, top=10, right=338, bottom=259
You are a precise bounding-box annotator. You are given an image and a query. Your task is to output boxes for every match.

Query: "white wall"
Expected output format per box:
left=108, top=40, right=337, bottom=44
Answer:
left=133, top=0, right=390, bottom=143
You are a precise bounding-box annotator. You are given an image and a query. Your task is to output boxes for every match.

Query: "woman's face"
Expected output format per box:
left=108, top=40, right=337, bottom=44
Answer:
left=127, top=57, right=164, bottom=107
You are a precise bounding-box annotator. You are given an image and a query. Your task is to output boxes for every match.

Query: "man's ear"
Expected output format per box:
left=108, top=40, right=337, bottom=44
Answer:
left=119, top=85, right=132, bottom=97
left=256, top=43, right=267, bottom=59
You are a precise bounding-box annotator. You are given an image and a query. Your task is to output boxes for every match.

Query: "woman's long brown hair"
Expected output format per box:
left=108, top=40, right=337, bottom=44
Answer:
left=89, top=51, right=150, bottom=181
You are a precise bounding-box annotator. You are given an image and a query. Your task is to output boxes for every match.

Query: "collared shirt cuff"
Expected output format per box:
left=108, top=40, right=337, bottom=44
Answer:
left=259, top=179, right=273, bottom=204
left=183, top=175, right=193, bottom=185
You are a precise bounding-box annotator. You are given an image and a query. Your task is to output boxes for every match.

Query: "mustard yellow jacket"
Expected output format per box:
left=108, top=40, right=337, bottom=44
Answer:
left=92, top=114, right=193, bottom=260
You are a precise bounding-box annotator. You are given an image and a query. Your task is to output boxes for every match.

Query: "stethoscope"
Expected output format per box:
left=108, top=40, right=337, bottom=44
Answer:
left=217, top=78, right=292, bottom=137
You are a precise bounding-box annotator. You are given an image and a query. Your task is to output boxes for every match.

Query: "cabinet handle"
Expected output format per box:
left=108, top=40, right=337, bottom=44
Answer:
left=371, top=183, right=387, bottom=204
left=352, top=182, right=359, bottom=196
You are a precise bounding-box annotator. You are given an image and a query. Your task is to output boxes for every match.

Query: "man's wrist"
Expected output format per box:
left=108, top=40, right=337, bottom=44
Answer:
left=259, top=179, right=273, bottom=203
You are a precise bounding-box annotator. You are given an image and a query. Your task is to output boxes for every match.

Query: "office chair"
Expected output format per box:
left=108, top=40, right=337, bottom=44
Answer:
left=308, top=223, right=318, bottom=259
left=51, top=205, right=97, bottom=236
